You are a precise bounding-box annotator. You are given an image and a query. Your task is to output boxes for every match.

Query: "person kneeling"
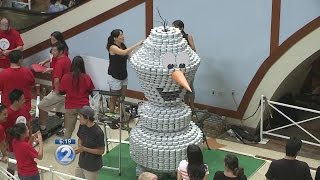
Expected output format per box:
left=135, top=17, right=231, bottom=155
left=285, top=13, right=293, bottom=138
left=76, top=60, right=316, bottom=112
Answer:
left=75, top=106, right=105, bottom=180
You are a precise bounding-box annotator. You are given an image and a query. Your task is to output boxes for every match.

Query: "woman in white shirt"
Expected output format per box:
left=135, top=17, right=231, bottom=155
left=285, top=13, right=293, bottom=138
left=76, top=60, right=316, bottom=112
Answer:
left=177, top=144, right=209, bottom=180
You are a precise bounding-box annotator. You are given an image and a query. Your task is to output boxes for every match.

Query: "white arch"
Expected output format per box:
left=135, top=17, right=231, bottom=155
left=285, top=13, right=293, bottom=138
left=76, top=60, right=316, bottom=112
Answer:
left=234, top=27, right=320, bottom=128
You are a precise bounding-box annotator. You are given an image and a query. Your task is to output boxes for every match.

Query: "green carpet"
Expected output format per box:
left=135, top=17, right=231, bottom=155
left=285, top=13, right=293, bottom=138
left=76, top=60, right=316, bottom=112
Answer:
left=99, top=144, right=265, bottom=180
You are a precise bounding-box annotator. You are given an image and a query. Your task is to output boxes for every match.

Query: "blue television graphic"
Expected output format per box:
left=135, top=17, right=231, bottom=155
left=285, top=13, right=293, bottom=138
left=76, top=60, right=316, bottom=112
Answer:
left=55, top=145, right=76, bottom=165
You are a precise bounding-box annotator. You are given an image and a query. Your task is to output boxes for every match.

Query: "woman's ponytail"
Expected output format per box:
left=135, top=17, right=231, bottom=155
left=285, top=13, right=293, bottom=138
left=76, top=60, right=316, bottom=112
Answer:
left=233, top=167, right=244, bottom=177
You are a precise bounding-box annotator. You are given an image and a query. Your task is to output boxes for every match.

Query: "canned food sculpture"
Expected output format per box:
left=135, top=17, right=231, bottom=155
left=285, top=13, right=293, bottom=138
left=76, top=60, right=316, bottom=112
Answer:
left=129, top=26, right=202, bottom=173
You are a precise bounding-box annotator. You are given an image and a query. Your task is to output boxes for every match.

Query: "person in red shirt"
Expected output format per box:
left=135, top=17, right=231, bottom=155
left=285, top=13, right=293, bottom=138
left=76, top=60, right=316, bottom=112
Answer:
left=1, top=89, right=33, bottom=176
left=38, top=42, right=71, bottom=133
left=38, top=31, right=69, bottom=119
left=0, top=50, right=35, bottom=112
left=0, top=104, right=8, bottom=163
left=0, top=17, right=24, bottom=69
left=2, top=89, right=32, bottom=134
left=7, top=123, right=43, bottom=180
left=38, top=31, right=69, bottom=72
left=59, top=56, right=95, bottom=138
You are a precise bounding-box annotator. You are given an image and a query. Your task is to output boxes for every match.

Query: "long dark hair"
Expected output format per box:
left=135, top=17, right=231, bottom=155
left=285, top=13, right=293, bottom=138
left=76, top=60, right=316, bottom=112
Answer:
left=7, top=123, right=27, bottom=139
left=224, top=154, right=244, bottom=177
left=106, top=29, right=126, bottom=51
left=173, top=20, right=186, bottom=35
left=51, top=31, right=69, bottom=53
left=71, top=56, right=86, bottom=91
left=173, top=20, right=190, bottom=45
left=186, top=144, right=207, bottom=180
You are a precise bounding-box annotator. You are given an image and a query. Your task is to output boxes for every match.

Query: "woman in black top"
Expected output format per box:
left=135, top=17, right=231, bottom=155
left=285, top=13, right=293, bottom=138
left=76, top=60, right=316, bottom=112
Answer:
left=213, top=154, right=247, bottom=180
left=106, top=29, right=143, bottom=113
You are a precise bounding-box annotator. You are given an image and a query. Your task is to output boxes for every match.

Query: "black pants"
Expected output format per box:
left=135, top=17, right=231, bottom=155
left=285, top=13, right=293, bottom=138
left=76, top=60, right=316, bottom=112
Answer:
left=19, top=173, right=40, bottom=180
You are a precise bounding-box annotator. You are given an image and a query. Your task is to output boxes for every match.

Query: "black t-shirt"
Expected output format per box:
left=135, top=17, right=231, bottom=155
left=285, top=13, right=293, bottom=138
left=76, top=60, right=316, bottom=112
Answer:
left=213, top=171, right=247, bottom=180
left=77, top=123, right=105, bottom=171
left=265, top=158, right=312, bottom=180
left=108, top=44, right=128, bottom=80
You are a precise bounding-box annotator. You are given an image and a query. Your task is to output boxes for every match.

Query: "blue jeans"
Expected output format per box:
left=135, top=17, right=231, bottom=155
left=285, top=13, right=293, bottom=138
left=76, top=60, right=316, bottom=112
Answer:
left=19, top=173, right=40, bottom=180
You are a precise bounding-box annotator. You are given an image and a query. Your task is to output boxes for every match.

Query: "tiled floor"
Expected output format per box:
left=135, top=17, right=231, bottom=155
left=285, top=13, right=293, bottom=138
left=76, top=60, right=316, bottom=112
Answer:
left=0, top=97, right=318, bottom=179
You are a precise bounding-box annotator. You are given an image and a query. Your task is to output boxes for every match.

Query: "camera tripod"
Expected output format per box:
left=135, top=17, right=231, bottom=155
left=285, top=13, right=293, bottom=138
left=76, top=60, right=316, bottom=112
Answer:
left=192, top=109, right=211, bottom=150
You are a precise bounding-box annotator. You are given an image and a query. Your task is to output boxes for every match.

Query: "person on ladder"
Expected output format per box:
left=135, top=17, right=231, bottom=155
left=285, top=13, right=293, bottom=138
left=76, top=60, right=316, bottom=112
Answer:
left=106, top=29, right=143, bottom=114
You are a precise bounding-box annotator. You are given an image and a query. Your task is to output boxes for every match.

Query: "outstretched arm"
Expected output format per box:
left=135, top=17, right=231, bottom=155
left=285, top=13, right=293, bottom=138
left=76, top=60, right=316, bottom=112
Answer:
left=109, top=40, right=143, bottom=56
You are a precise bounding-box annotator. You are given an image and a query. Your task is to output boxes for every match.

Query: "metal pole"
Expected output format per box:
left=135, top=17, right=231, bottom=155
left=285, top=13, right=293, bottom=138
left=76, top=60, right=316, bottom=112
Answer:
left=104, top=121, right=109, bottom=153
left=49, top=165, right=54, bottom=180
left=268, top=103, right=320, bottom=143
left=269, top=100, right=320, bottom=114
left=260, top=95, right=264, bottom=142
left=265, top=132, right=320, bottom=147
left=119, top=98, right=122, bottom=176
left=265, top=115, right=320, bottom=133
left=40, top=169, right=45, bottom=180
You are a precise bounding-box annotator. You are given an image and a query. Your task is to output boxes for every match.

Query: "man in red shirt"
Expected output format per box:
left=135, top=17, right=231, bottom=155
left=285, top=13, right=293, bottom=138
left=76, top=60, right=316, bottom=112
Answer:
left=38, top=42, right=71, bottom=133
left=0, top=50, right=35, bottom=112
left=1, top=89, right=32, bottom=176
left=0, top=17, right=24, bottom=69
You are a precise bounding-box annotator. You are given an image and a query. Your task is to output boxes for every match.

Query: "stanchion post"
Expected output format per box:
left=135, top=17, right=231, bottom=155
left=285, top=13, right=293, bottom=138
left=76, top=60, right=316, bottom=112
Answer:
left=260, top=95, right=264, bottom=142
left=119, top=98, right=122, bottom=176
left=49, top=165, right=54, bottom=180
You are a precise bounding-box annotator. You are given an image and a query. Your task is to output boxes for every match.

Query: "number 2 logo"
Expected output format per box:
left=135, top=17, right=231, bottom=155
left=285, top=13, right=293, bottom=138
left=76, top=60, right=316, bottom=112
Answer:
left=55, top=145, right=75, bottom=165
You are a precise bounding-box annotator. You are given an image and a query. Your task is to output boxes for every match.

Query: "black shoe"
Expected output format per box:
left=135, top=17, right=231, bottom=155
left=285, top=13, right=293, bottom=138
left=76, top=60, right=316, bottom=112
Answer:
left=56, top=112, right=63, bottom=118
left=40, top=128, right=48, bottom=135
left=56, top=129, right=64, bottom=137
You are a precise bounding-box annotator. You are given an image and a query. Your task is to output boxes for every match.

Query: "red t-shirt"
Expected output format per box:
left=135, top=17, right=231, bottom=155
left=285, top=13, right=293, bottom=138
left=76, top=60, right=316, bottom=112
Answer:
left=12, top=138, right=38, bottom=176
left=60, top=73, right=95, bottom=109
left=50, top=50, right=68, bottom=69
left=0, top=67, right=35, bottom=111
left=1, top=106, right=31, bottom=130
left=0, top=28, right=24, bottom=68
left=1, top=106, right=32, bottom=152
left=52, top=55, right=71, bottom=90
left=0, top=124, right=6, bottom=143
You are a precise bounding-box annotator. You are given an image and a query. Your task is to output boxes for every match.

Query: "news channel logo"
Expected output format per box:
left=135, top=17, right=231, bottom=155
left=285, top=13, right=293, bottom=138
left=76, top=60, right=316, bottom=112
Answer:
left=55, top=143, right=76, bottom=165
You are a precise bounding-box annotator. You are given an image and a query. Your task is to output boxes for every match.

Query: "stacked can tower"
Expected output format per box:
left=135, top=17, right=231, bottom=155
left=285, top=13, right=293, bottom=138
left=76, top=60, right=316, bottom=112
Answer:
left=129, top=26, right=203, bottom=173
